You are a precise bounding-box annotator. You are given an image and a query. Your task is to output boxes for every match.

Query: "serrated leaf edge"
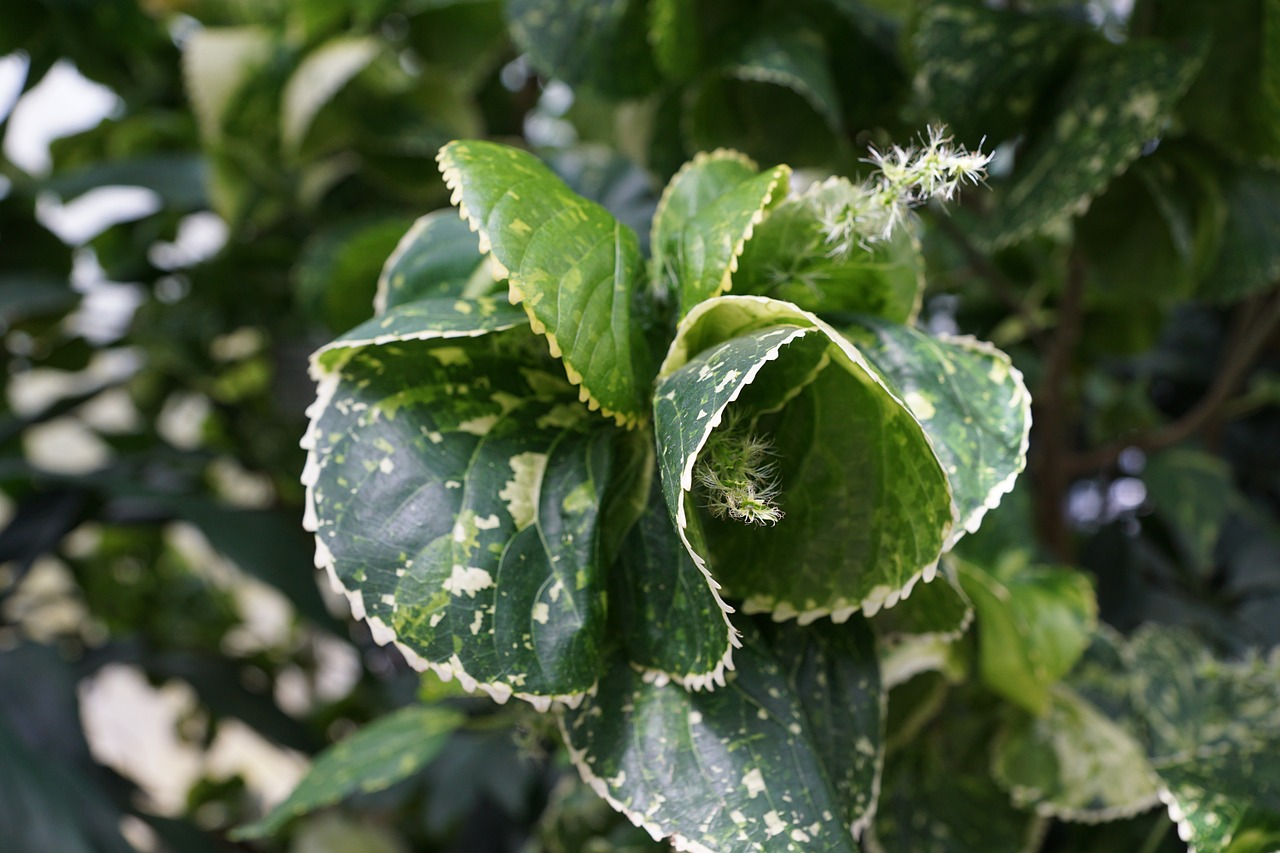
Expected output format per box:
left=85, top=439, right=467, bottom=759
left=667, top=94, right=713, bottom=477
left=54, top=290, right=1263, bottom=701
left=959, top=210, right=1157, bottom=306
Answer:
left=661, top=295, right=957, bottom=625
left=437, top=145, right=645, bottom=430
left=301, top=330, right=593, bottom=713
left=937, top=333, right=1033, bottom=549
left=372, top=210, right=446, bottom=316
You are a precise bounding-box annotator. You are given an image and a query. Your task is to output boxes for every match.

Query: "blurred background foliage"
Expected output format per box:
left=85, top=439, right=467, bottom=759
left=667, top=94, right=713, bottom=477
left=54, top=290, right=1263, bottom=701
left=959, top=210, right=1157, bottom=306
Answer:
left=0, top=0, right=1277, bottom=850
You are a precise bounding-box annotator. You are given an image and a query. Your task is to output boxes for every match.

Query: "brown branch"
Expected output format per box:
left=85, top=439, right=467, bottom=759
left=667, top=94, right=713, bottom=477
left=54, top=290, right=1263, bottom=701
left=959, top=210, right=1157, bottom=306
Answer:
left=1067, top=288, right=1280, bottom=475
left=1031, top=251, right=1089, bottom=560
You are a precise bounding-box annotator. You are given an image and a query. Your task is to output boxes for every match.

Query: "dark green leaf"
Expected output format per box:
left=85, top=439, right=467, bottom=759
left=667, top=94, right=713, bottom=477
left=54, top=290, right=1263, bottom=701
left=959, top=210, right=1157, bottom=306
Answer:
left=232, top=704, right=465, bottom=839
left=560, top=618, right=882, bottom=852
left=1199, top=166, right=1280, bottom=303
left=375, top=210, right=499, bottom=315
left=506, top=0, right=659, bottom=98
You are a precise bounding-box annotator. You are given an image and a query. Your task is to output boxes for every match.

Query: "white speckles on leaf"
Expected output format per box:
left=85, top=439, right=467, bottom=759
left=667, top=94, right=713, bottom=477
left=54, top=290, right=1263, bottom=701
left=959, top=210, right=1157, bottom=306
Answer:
left=531, top=602, right=550, bottom=624
left=743, top=767, right=766, bottom=798
left=443, top=564, right=494, bottom=597
left=498, top=451, right=548, bottom=530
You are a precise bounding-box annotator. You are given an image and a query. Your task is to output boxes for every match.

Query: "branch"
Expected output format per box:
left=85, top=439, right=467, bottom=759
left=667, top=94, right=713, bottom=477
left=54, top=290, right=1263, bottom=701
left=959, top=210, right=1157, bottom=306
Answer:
left=1067, top=288, right=1280, bottom=475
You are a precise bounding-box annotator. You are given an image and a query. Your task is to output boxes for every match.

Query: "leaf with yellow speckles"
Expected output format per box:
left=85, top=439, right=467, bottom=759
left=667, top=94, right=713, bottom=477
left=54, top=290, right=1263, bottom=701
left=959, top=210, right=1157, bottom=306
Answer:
left=375, top=210, right=501, bottom=315
left=232, top=704, right=465, bottom=839
left=655, top=295, right=952, bottom=622
left=437, top=140, right=657, bottom=427
left=846, top=317, right=1030, bottom=547
left=305, top=320, right=618, bottom=704
left=978, top=39, right=1205, bottom=249
left=559, top=617, right=881, bottom=853
left=649, top=148, right=790, bottom=318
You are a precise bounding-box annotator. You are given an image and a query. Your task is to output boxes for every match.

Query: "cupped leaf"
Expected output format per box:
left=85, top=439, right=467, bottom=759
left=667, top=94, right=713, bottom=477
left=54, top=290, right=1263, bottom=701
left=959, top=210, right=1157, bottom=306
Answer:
left=991, top=685, right=1162, bottom=822
left=232, top=704, right=465, bottom=840
left=304, top=306, right=618, bottom=706
left=956, top=557, right=1097, bottom=716
left=733, top=177, right=925, bottom=324
left=560, top=618, right=882, bottom=853
left=655, top=295, right=953, bottom=622
left=845, top=318, right=1031, bottom=546
left=979, top=39, right=1205, bottom=249
left=375, top=210, right=500, bottom=315
left=649, top=149, right=790, bottom=317
left=506, top=0, right=659, bottom=98
left=437, top=140, right=656, bottom=426
left=611, top=478, right=737, bottom=690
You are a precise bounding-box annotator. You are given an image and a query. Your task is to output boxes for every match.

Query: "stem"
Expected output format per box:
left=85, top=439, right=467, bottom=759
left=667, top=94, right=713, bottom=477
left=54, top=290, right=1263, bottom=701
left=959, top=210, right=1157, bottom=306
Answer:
left=929, top=211, right=1048, bottom=349
left=1067, top=288, right=1280, bottom=475
left=1031, top=251, right=1088, bottom=561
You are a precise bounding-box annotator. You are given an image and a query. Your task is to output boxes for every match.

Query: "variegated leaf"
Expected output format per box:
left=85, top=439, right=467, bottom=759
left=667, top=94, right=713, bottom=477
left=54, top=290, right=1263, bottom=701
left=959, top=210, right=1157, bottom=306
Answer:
left=991, top=685, right=1162, bottom=822
left=655, top=295, right=952, bottom=622
left=374, top=210, right=499, bottom=315
left=560, top=618, right=882, bottom=853
left=845, top=318, right=1031, bottom=546
left=304, top=307, right=617, bottom=706
left=871, top=559, right=973, bottom=643
left=437, top=140, right=656, bottom=426
left=733, top=178, right=924, bottom=324
left=979, top=39, right=1204, bottom=249
left=649, top=149, right=790, bottom=318
left=611, top=478, right=737, bottom=690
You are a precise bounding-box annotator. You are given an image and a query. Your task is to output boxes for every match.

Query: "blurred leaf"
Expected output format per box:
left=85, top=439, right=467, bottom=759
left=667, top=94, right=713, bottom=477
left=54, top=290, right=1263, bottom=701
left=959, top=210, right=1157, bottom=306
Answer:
left=1199, top=166, right=1280, bottom=302
left=282, top=36, right=382, bottom=154
left=45, top=154, right=208, bottom=210
left=233, top=704, right=465, bottom=839
left=1143, top=449, right=1238, bottom=578
left=506, top=0, right=659, bottom=98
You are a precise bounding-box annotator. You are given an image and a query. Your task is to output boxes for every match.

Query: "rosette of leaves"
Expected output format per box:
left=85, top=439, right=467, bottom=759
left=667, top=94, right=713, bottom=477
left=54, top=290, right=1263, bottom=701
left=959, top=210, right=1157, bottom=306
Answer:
left=300, top=139, right=1030, bottom=850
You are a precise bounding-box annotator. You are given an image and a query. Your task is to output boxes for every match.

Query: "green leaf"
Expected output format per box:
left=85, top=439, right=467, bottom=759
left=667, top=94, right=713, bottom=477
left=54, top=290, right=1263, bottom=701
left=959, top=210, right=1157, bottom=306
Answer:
left=1199, top=166, right=1280, bottom=303
left=867, top=689, right=1047, bottom=853
left=732, top=177, right=925, bottom=323
left=979, top=39, right=1204, bottom=249
left=437, top=140, right=656, bottom=427
left=649, top=149, right=790, bottom=317
left=315, top=296, right=529, bottom=362
left=648, top=0, right=701, bottom=81
left=723, top=26, right=844, bottom=133
left=991, top=686, right=1162, bottom=821
left=282, top=36, right=381, bottom=154
left=506, top=0, right=659, bottom=98
left=296, top=217, right=418, bottom=334
left=1161, top=782, right=1280, bottom=853
left=560, top=618, right=882, bottom=852
left=956, top=557, right=1097, bottom=715
left=232, top=704, right=465, bottom=839
left=305, top=310, right=617, bottom=704
left=611, top=478, right=737, bottom=690
left=655, top=296, right=952, bottom=621
left=911, top=0, right=1085, bottom=145
left=1143, top=449, right=1237, bottom=577
left=375, top=210, right=500, bottom=315
left=871, top=560, right=973, bottom=642
left=846, top=318, right=1031, bottom=546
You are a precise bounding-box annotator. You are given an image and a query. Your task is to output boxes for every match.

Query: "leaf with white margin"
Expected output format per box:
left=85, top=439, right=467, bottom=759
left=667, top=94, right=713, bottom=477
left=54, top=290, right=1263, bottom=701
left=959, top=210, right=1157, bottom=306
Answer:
left=871, top=559, right=973, bottom=643
left=649, top=149, right=790, bottom=318
left=232, top=704, right=464, bottom=839
left=978, top=39, right=1204, bottom=249
left=610, top=478, right=737, bottom=691
left=655, top=295, right=952, bottom=623
left=304, top=309, right=617, bottom=707
left=1160, top=782, right=1280, bottom=853
left=845, top=317, right=1031, bottom=548
left=374, top=210, right=500, bottom=315
left=559, top=617, right=882, bottom=853
left=955, top=557, right=1097, bottom=716
left=437, top=140, right=656, bottom=427
left=991, top=685, right=1162, bottom=822
left=733, top=177, right=924, bottom=324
